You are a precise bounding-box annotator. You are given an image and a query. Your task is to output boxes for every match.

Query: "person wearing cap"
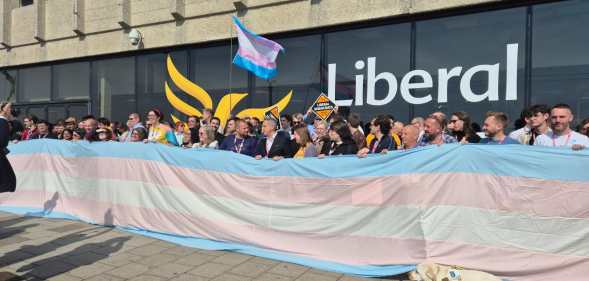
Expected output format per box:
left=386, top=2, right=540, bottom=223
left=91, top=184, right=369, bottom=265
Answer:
left=131, top=127, right=148, bottom=142
left=62, top=129, right=74, bottom=141
left=72, top=129, right=85, bottom=141
left=97, top=128, right=114, bottom=142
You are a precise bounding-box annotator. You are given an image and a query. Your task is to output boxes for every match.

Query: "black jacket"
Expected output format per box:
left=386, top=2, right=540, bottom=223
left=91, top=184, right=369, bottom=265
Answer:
left=255, top=131, right=293, bottom=158
left=321, top=139, right=358, bottom=156
left=31, top=133, right=57, bottom=140
left=368, top=134, right=396, bottom=153
left=215, top=132, right=225, bottom=145
left=0, top=118, right=9, bottom=155
left=0, top=118, right=16, bottom=193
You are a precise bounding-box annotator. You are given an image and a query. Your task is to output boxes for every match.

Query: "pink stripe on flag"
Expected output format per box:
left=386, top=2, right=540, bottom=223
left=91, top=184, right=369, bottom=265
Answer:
left=237, top=48, right=277, bottom=69
left=3, top=190, right=588, bottom=281
left=234, top=22, right=283, bottom=52
left=9, top=155, right=589, bottom=219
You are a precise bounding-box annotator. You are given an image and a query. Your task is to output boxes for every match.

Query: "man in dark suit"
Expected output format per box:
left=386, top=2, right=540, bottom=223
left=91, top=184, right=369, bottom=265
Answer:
left=30, top=120, right=57, bottom=139
left=0, top=102, right=16, bottom=193
left=255, top=118, right=293, bottom=160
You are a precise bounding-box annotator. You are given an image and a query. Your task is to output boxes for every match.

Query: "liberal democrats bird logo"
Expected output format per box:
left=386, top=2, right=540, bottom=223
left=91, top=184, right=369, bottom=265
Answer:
left=165, top=55, right=292, bottom=127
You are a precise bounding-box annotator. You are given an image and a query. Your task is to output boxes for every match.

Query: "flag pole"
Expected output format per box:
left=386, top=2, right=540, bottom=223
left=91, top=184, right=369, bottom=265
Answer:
left=228, top=17, right=234, bottom=123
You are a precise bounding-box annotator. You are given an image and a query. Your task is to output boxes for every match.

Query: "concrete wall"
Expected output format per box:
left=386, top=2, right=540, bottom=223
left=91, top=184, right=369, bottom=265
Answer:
left=0, top=0, right=502, bottom=68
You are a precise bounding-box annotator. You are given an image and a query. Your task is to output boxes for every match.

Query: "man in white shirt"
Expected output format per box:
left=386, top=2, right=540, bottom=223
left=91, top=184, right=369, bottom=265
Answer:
left=411, top=117, right=425, bottom=143
left=509, top=107, right=532, bottom=144
left=255, top=118, right=292, bottom=160
left=534, top=104, right=589, bottom=150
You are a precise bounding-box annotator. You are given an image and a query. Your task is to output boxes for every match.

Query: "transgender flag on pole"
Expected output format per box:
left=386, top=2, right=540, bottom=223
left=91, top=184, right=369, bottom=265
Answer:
left=232, top=16, right=284, bottom=80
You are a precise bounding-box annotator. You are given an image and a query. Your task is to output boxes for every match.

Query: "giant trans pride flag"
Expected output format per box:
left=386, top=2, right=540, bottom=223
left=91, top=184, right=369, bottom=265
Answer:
left=1, top=140, right=588, bottom=280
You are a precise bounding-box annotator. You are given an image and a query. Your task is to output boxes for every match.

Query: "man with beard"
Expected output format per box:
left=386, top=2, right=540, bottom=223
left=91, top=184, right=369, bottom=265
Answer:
left=535, top=104, right=589, bottom=150
left=210, top=117, right=225, bottom=144
left=0, top=102, right=16, bottom=193
left=220, top=119, right=257, bottom=157
left=480, top=112, right=520, bottom=145
left=418, top=115, right=457, bottom=146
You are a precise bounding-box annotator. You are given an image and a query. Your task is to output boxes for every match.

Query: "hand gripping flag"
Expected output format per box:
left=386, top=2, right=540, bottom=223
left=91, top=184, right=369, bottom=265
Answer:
left=232, top=16, right=284, bottom=80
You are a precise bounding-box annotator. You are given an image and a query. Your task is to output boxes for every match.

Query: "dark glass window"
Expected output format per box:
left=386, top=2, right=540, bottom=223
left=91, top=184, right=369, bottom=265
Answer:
left=0, top=70, right=16, bottom=102
left=26, top=106, right=46, bottom=121
left=47, top=105, right=66, bottom=123
left=67, top=103, right=89, bottom=120
left=21, top=0, right=34, bottom=7
left=532, top=0, right=589, bottom=120
left=137, top=52, right=187, bottom=123
left=254, top=35, right=322, bottom=116
left=18, top=66, right=51, bottom=102
left=326, top=24, right=411, bottom=122
left=53, top=62, right=90, bottom=100
left=414, top=8, right=526, bottom=127
left=190, top=46, right=247, bottom=126
left=92, top=57, right=135, bottom=123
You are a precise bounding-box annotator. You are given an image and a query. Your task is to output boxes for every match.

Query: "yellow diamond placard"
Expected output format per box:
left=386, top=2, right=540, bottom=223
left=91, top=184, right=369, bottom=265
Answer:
left=311, top=93, right=336, bottom=121
left=264, top=106, right=281, bottom=129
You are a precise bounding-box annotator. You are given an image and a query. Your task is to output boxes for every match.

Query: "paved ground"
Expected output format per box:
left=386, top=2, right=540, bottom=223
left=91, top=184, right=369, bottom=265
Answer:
left=0, top=211, right=409, bottom=281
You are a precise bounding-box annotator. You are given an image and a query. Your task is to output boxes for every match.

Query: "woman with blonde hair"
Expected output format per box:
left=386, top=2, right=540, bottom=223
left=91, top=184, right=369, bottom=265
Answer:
left=193, top=125, right=218, bottom=149
left=293, top=125, right=317, bottom=158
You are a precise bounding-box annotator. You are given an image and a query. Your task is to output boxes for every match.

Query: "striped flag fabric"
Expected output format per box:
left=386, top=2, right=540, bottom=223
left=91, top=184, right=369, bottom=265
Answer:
left=1, top=140, right=589, bottom=280
left=232, top=16, right=284, bottom=80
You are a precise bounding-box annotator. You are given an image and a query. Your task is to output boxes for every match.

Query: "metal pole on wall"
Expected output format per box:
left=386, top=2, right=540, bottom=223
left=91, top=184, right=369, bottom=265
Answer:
left=228, top=17, right=234, bottom=123
left=1, top=71, right=15, bottom=102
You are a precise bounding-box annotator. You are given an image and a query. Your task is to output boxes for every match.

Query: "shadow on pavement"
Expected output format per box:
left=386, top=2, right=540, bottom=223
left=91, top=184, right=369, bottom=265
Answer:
left=0, top=223, right=39, bottom=240
left=17, top=236, right=131, bottom=280
left=0, top=217, right=36, bottom=229
left=0, top=227, right=110, bottom=268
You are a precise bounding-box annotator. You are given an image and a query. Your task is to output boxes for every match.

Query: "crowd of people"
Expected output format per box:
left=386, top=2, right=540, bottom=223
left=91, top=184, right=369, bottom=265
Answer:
left=2, top=101, right=589, bottom=161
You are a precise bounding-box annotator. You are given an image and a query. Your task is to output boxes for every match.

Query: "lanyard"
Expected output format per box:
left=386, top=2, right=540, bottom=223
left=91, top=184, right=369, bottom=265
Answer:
left=371, top=140, right=379, bottom=153
left=234, top=137, right=245, bottom=154
left=552, top=132, right=572, bottom=147
left=149, top=129, right=157, bottom=140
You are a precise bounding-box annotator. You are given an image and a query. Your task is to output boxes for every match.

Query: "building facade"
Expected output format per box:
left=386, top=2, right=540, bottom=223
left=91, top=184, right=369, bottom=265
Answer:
left=0, top=0, right=588, bottom=127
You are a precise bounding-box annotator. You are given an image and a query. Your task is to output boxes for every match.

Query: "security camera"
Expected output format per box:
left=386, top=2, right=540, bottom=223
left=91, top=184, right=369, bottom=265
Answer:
left=128, top=28, right=142, bottom=46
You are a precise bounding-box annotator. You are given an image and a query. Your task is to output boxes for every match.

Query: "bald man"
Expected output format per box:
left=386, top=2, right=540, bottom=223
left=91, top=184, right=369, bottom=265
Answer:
left=401, top=125, right=420, bottom=149
left=534, top=103, right=589, bottom=150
